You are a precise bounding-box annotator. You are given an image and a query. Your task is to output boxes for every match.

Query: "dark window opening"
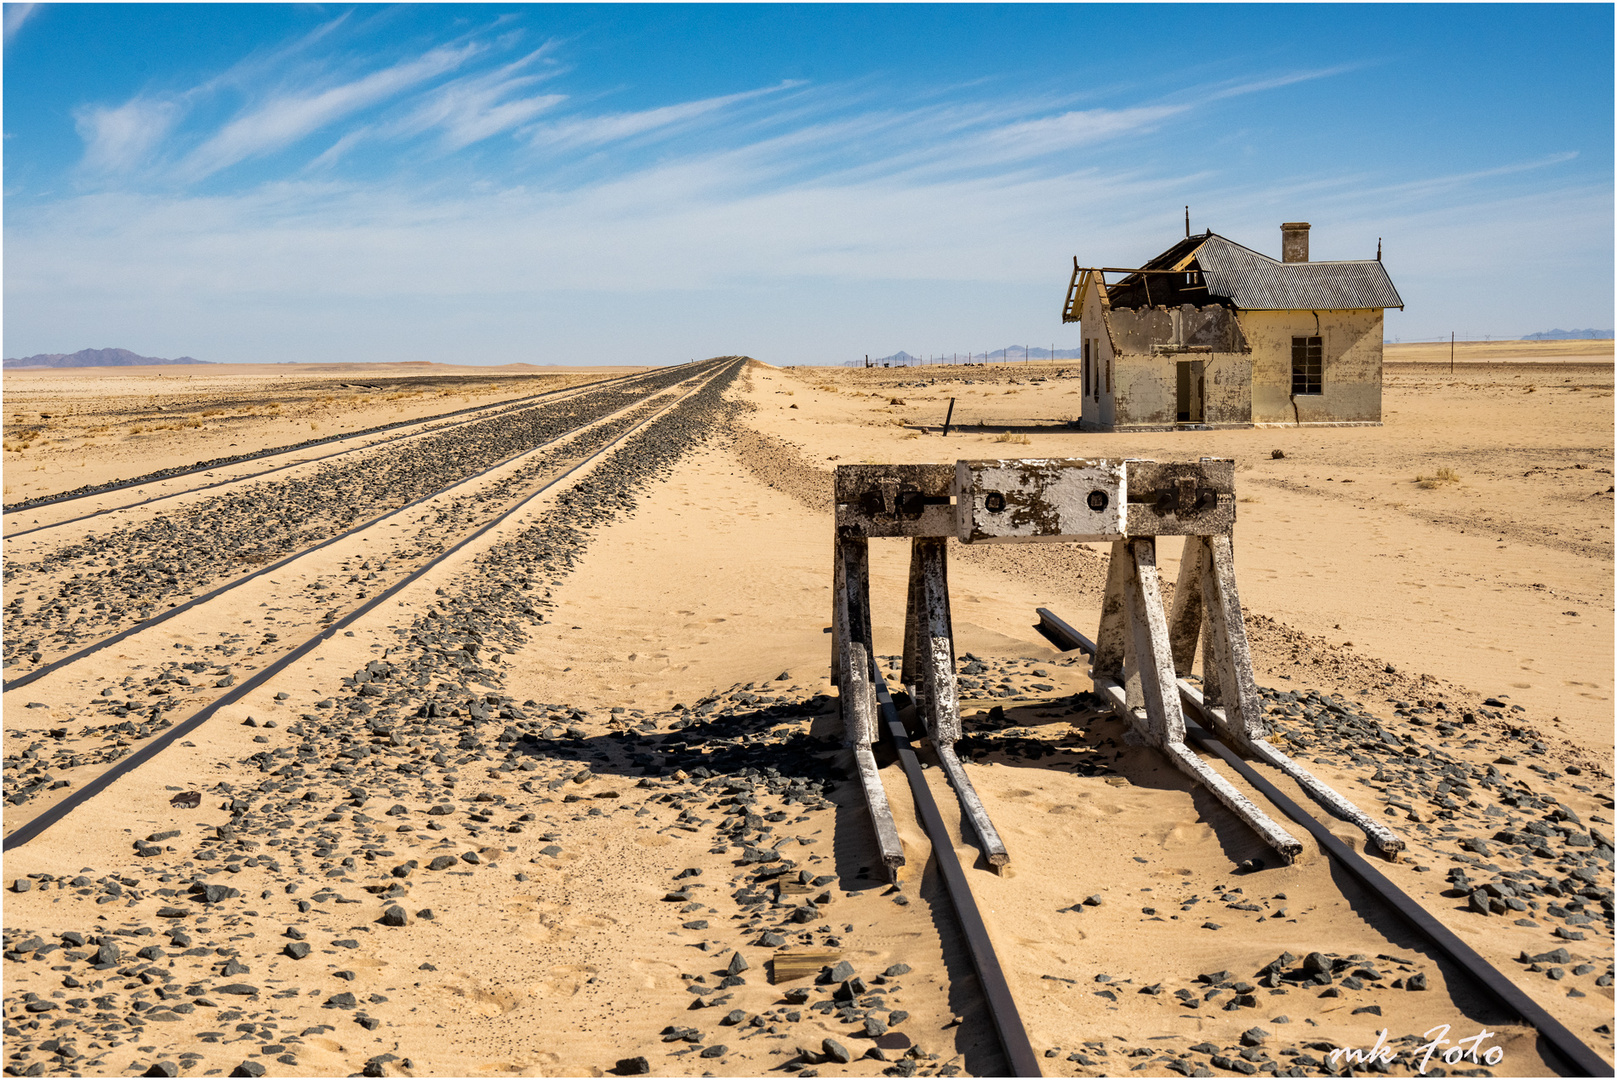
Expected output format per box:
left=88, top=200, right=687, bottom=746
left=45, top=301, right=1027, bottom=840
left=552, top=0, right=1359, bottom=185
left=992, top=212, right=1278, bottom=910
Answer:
left=1291, top=336, right=1322, bottom=395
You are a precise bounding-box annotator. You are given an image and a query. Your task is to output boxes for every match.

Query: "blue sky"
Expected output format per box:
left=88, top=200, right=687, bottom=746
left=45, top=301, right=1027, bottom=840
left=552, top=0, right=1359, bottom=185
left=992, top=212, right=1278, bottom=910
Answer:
left=4, top=3, right=1612, bottom=366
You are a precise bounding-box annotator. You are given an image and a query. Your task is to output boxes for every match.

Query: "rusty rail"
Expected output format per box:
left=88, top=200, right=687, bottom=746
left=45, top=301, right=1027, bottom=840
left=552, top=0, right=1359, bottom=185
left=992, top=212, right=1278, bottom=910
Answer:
left=1034, top=606, right=1613, bottom=1079
left=870, top=670, right=1043, bottom=1077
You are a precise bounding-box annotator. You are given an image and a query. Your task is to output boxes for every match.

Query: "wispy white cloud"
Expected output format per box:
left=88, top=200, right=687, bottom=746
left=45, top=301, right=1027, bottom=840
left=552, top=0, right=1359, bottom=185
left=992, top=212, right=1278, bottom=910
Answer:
left=934, top=102, right=1187, bottom=165
left=1196, top=65, right=1361, bottom=103
left=74, top=97, right=182, bottom=173
left=3, top=2, right=36, bottom=47
left=177, top=41, right=483, bottom=180
left=527, top=81, right=802, bottom=151
left=394, top=48, right=565, bottom=151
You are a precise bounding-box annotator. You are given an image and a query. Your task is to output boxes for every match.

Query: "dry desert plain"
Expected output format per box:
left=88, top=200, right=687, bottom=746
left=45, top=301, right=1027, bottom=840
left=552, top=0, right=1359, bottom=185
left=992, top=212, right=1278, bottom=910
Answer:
left=0, top=341, right=1612, bottom=1079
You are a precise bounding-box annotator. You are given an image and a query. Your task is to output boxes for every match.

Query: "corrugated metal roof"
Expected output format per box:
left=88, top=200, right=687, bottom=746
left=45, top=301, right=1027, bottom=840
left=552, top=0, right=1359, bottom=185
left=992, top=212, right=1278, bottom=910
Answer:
left=1194, top=235, right=1403, bottom=311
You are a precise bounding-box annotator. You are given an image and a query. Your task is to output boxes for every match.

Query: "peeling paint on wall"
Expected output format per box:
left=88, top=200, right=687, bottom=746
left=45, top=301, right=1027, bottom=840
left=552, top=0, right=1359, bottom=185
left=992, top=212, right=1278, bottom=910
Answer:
left=1108, top=304, right=1245, bottom=354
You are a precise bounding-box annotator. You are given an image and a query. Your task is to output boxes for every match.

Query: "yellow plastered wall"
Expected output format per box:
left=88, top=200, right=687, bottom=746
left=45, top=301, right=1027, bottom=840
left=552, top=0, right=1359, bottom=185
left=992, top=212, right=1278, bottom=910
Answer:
left=1243, top=308, right=1384, bottom=423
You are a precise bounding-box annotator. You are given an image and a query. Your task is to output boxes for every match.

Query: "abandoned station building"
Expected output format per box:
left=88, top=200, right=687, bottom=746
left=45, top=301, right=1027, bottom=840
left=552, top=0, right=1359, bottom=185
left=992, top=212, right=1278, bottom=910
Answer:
left=1062, top=222, right=1403, bottom=430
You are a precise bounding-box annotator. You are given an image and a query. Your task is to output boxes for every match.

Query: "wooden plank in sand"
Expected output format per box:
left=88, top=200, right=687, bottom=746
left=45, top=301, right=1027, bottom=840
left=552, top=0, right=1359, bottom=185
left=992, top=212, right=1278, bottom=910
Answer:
left=769, top=948, right=843, bottom=984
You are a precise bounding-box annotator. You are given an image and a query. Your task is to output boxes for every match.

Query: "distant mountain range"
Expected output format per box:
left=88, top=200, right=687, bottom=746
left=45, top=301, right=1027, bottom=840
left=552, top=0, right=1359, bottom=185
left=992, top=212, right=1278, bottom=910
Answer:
left=3, top=348, right=212, bottom=369
left=847, top=346, right=1083, bottom=367
left=1521, top=329, right=1613, bottom=341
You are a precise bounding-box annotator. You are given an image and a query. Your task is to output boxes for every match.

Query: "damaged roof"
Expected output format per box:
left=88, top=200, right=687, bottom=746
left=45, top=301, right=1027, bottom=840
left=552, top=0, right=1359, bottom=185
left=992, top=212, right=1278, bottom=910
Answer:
left=1113, top=232, right=1403, bottom=311
left=1193, top=234, right=1403, bottom=311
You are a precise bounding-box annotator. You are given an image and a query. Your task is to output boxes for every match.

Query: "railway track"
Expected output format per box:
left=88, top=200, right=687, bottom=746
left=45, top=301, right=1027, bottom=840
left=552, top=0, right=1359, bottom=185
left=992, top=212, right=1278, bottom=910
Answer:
left=1, top=362, right=701, bottom=552
left=1, top=362, right=733, bottom=822
left=3, top=360, right=740, bottom=850
left=1, top=363, right=712, bottom=687
left=0, top=363, right=670, bottom=524
left=830, top=612, right=1611, bottom=1078
left=1029, top=608, right=1610, bottom=1078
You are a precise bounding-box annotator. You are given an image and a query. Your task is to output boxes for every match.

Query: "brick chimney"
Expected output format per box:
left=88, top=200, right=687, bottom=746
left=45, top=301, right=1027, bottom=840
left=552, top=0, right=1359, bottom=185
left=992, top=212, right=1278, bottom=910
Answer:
left=1281, top=222, right=1310, bottom=263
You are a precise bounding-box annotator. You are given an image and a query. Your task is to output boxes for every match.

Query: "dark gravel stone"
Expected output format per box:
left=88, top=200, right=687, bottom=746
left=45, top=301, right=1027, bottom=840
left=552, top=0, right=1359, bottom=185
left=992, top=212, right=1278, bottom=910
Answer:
left=427, top=856, right=458, bottom=871
left=379, top=906, right=408, bottom=927
left=1211, top=1054, right=1258, bottom=1075
left=822, top=1038, right=852, bottom=1064
left=285, top=943, right=311, bottom=960
left=143, top=1063, right=180, bottom=1077
left=699, top=1045, right=727, bottom=1058
left=615, top=1057, right=651, bottom=1075
left=230, top=1063, right=266, bottom=1078
left=215, top=984, right=258, bottom=996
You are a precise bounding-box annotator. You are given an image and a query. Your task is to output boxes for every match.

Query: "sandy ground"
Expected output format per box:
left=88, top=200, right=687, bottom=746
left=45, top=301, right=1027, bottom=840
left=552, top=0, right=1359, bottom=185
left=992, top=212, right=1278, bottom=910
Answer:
left=1, top=349, right=1611, bottom=1078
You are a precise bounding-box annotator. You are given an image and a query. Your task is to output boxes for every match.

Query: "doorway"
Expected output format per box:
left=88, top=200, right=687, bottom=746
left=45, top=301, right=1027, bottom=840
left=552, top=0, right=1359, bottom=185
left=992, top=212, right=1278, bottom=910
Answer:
left=1176, top=360, right=1205, bottom=424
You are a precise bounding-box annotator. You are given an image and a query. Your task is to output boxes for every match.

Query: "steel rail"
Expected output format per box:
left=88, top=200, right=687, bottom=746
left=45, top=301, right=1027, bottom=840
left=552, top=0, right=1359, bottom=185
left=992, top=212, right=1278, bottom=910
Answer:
left=3, top=360, right=741, bottom=852
left=1034, top=606, right=1613, bottom=1079
left=869, top=671, right=1044, bottom=1078
left=2, top=366, right=716, bottom=693
left=2, top=363, right=696, bottom=537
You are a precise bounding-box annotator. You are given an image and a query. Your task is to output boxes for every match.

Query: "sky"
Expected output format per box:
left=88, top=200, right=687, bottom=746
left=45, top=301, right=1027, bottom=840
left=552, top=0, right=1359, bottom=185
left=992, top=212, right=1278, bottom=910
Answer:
left=3, top=3, right=1612, bottom=367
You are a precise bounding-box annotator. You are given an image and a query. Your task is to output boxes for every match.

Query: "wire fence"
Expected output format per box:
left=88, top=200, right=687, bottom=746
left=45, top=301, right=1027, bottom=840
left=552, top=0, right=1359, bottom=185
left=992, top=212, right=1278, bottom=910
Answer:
left=846, top=345, right=1081, bottom=368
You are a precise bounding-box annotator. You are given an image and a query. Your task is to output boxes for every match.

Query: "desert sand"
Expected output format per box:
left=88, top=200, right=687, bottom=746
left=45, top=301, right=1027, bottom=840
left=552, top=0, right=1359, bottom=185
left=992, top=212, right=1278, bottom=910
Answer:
left=1, top=344, right=1611, bottom=1078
